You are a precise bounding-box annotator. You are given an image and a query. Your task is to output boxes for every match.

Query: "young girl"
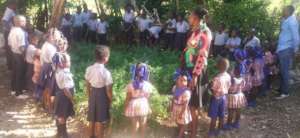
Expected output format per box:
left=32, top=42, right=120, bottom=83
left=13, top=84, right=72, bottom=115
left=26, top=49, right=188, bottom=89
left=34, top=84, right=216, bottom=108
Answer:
left=208, top=58, right=231, bottom=136
left=225, top=29, right=241, bottom=61
left=170, top=69, right=192, bottom=138
left=96, top=16, right=109, bottom=45
left=263, top=43, right=278, bottom=91
left=225, top=66, right=247, bottom=130
left=248, top=46, right=265, bottom=107
left=85, top=45, right=113, bottom=138
left=53, top=52, right=75, bottom=138
left=32, top=48, right=42, bottom=101
left=25, top=33, right=40, bottom=92
left=124, top=63, right=153, bottom=138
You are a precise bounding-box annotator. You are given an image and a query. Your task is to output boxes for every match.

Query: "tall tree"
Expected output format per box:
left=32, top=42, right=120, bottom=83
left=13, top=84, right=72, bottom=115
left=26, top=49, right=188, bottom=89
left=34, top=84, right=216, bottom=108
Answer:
left=49, top=0, right=65, bottom=28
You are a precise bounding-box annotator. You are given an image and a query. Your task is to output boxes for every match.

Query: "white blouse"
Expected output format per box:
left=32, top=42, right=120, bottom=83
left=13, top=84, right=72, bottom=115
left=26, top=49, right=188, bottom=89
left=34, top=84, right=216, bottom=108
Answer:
left=85, top=63, right=113, bottom=88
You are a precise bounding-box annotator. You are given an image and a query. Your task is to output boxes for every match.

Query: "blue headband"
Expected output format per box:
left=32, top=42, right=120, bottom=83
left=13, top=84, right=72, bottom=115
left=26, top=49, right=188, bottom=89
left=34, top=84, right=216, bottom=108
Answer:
left=173, top=68, right=192, bottom=82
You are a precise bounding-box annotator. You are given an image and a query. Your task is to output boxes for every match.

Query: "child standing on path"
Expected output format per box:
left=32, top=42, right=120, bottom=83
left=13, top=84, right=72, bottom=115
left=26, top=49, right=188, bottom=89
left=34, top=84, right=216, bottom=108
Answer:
left=124, top=63, right=153, bottom=138
left=170, top=69, right=192, bottom=138
left=208, top=58, right=231, bottom=137
left=53, top=53, right=75, bottom=138
left=85, top=45, right=113, bottom=138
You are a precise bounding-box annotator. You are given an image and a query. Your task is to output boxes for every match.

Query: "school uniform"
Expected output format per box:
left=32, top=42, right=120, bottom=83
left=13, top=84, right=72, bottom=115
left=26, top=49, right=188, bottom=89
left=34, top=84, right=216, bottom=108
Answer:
left=25, top=44, right=38, bottom=91
left=61, top=17, right=72, bottom=41
left=96, top=20, right=109, bottom=45
left=228, top=76, right=247, bottom=109
left=164, top=19, right=176, bottom=49
left=123, top=11, right=135, bottom=44
left=175, top=21, right=189, bottom=50
left=252, top=58, right=265, bottom=87
left=54, top=68, right=75, bottom=118
left=39, top=42, right=57, bottom=96
left=87, top=19, right=97, bottom=43
left=33, top=56, right=43, bottom=100
left=148, top=25, right=162, bottom=44
left=171, top=86, right=192, bottom=125
left=209, top=72, right=231, bottom=119
left=85, top=63, right=113, bottom=123
left=213, top=31, right=228, bottom=56
left=72, top=13, right=83, bottom=41
left=8, top=26, right=28, bottom=95
left=81, top=11, right=92, bottom=40
left=225, top=37, right=241, bottom=60
left=244, top=36, right=261, bottom=48
left=2, top=7, right=16, bottom=70
left=136, top=17, right=153, bottom=45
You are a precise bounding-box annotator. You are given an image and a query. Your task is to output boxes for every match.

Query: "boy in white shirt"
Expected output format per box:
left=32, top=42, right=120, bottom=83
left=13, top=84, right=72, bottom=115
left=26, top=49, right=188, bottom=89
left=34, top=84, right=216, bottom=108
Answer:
left=8, top=15, right=28, bottom=99
left=164, top=11, right=176, bottom=49
left=243, top=28, right=261, bottom=48
left=122, top=4, right=135, bottom=45
left=96, top=16, right=109, bottom=45
left=213, top=23, right=228, bottom=57
left=87, top=13, right=98, bottom=43
left=148, top=20, right=162, bottom=45
left=85, top=45, right=113, bottom=138
left=81, top=4, right=92, bottom=41
left=61, top=13, right=72, bottom=42
left=136, top=12, right=153, bottom=46
left=2, top=1, right=16, bottom=70
left=72, top=6, right=83, bottom=41
left=174, top=14, right=189, bottom=51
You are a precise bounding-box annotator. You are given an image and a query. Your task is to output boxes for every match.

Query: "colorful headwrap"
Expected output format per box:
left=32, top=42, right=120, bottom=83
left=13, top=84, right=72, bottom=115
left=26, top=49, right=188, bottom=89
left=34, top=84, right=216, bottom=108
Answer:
left=173, top=68, right=192, bottom=82
left=130, top=63, right=150, bottom=89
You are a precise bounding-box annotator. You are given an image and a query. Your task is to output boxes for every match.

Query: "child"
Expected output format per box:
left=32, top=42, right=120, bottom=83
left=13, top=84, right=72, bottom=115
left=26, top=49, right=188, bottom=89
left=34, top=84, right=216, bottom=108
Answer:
left=208, top=58, right=231, bottom=136
left=225, top=66, right=247, bottom=130
left=248, top=47, right=265, bottom=107
left=213, top=23, right=228, bottom=57
left=53, top=52, right=75, bottom=138
left=87, top=13, right=98, bottom=43
left=72, top=6, right=83, bottom=41
left=225, top=29, right=241, bottom=61
left=32, top=48, right=42, bottom=101
left=122, top=4, right=135, bottom=45
left=25, top=33, right=40, bottom=92
left=124, top=63, right=153, bottom=138
left=85, top=45, right=113, bottom=138
left=170, top=69, right=192, bottom=138
left=174, top=14, right=189, bottom=51
left=164, top=11, right=176, bottom=49
left=147, top=20, right=162, bottom=46
left=8, top=15, right=28, bottom=99
left=136, top=12, right=153, bottom=46
left=263, top=42, right=278, bottom=91
left=61, top=13, right=72, bottom=42
left=96, top=16, right=109, bottom=45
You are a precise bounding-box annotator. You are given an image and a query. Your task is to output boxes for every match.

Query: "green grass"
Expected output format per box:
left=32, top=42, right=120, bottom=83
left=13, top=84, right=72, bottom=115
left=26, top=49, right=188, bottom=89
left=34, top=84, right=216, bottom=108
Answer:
left=70, top=43, right=217, bottom=127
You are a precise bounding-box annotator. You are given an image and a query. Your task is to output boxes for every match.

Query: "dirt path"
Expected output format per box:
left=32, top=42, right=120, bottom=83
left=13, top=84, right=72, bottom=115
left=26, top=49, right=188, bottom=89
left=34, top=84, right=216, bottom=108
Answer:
left=0, top=48, right=85, bottom=138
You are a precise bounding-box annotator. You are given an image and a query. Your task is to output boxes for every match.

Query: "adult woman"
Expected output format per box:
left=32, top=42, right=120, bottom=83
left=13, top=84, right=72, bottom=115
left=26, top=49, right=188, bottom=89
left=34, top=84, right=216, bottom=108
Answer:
left=181, top=7, right=210, bottom=138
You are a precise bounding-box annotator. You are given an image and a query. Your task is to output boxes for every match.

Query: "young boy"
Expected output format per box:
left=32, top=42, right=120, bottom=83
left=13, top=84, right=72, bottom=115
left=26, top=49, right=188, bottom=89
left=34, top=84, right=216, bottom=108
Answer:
left=164, top=11, right=176, bottom=50
left=25, top=33, right=40, bottom=92
left=208, top=58, right=231, bottom=136
left=85, top=45, right=113, bottom=138
left=72, top=6, right=83, bottom=41
left=87, top=13, right=98, bottom=43
left=213, top=23, right=228, bottom=57
left=136, top=12, right=153, bottom=46
left=174, top=14, right=189, bottom=51
left=8, top=15, right=28, bottom=99
left=122, top=4, right=135, bottom=45
left=96, top=15, right=109, bottom=45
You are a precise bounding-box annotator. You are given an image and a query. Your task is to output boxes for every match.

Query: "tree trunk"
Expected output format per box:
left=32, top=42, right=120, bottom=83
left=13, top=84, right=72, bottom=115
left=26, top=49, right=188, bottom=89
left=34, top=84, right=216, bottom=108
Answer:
left=49, top=0, right=65, bottom=28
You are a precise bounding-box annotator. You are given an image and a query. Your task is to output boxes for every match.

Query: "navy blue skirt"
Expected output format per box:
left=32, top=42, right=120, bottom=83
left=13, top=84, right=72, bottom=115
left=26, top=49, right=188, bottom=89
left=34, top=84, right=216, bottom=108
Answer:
left=87, top=87, right=110, bottom=123
left=54, top=88, right=75, bottom=118
left=38, top=63, right=56, bottom=96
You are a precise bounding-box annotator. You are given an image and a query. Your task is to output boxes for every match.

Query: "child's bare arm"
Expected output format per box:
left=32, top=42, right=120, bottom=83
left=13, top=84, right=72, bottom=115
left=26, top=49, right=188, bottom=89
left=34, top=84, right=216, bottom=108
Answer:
left=85, top=80, right=91, bottom=97
left=63, top=88, right=74, bottom=104
left=106, top=84, right=113, bottom=105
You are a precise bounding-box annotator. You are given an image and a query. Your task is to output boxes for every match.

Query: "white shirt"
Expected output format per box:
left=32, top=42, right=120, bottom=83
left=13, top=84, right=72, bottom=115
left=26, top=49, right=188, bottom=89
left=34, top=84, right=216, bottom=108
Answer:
left=85, top=63, right=113, bottom=88
left=87, top=19, right=97, bottom=31
left=61, top=17, right=72, bottom=27
left=26, top=44, right=37, bottom=64
left=72, top=13, right=83, bottom=27
left=214, top=31, right=228, bottom=46
left=176, top=21, right=189, bottom=33
left=40, top=42, right=57, bottom=65
left=2, top=7, right=15, bottom=22
left=56, top=68, right=75, bottom=89
left=226, top=37, right=241, bottom=52
left=136, top=17, right=153, bottom=32
left=96, top=20, right=109, bottom=34
left=244, top=36, right=261, bottom=48
left=123, top=11, right=135, bottom=23
left=148, top=26, right=162, bottom=39
left=81, top=11, right=91, bottom=24
left=165, top=19, right=176, bottom=34
left=8, top=27, right=27, bottom=54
